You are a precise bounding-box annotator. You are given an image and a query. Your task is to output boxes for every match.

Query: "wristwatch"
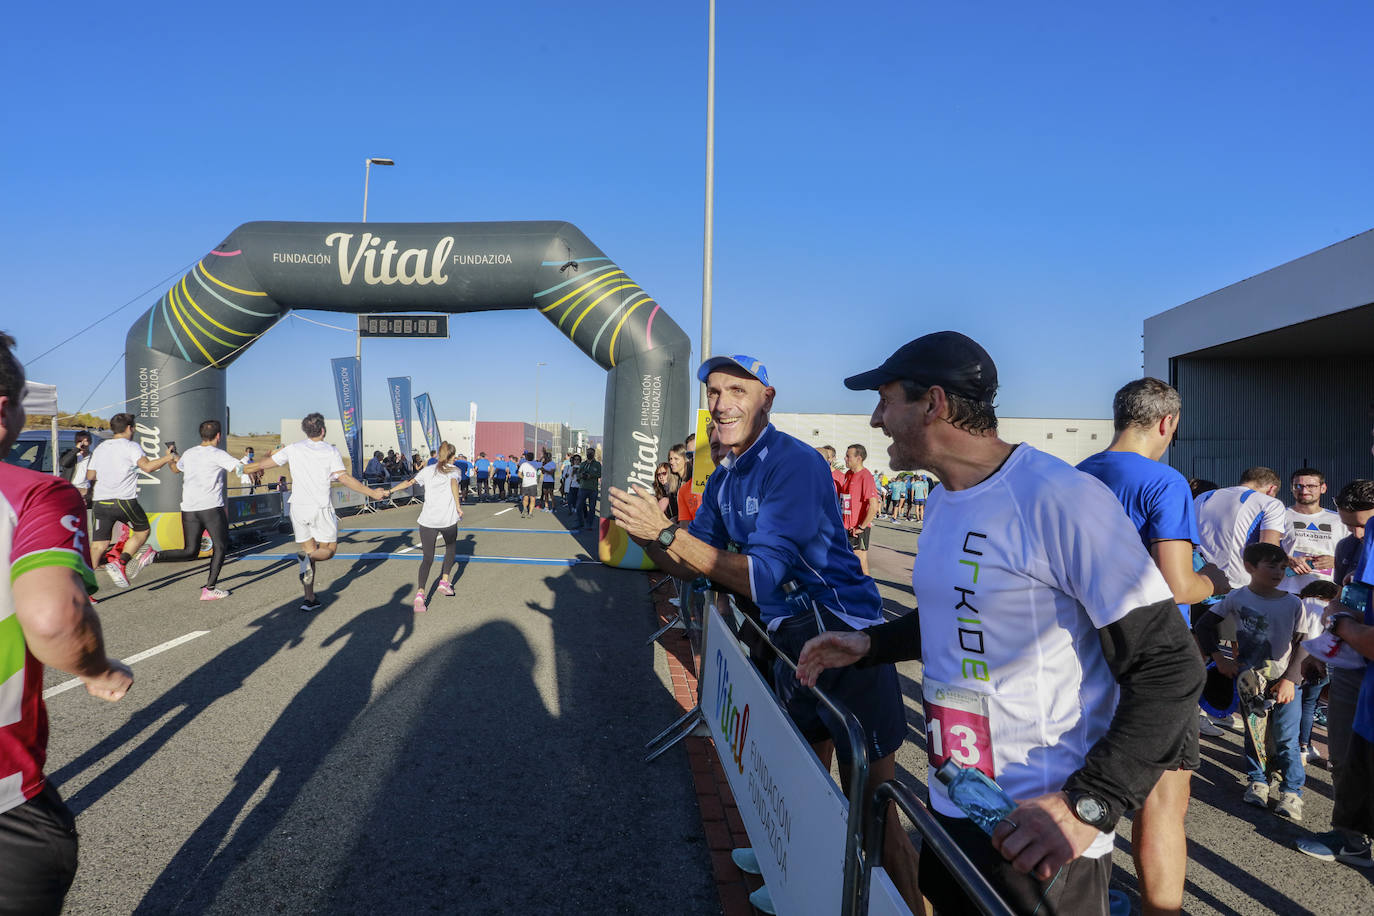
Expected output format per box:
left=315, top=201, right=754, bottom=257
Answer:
left=656, top=523, right=681, bottom=549
left=1066, top=789, right=1113, bottom=831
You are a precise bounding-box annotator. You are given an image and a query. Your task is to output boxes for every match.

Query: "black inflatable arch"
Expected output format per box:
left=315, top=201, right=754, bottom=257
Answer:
left=125, top=220, right=690, bottom=569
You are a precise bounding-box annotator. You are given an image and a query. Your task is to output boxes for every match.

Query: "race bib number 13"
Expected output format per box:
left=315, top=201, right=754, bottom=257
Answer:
left=922, top=678, right=995, bottom=779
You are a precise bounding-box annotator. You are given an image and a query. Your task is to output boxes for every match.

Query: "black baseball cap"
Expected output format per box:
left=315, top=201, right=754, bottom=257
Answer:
left=843, top=331, right=999, bottom=404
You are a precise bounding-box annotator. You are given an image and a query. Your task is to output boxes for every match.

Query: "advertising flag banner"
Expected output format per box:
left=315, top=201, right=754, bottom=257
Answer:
left=415, top=392, right=440, bottom=455
left=468, top=401, right=478, bottom=458
left=693, top=408, right=716, bottom=490
left=388, top=377, right=412, bottom=461
left=330, top=356, right=362, bottom=473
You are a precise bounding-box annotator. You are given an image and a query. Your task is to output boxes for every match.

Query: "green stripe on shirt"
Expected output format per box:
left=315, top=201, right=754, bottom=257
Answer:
left=10, top=550, right=99, bottom=595
left=0, top=615, right=24, bottom=684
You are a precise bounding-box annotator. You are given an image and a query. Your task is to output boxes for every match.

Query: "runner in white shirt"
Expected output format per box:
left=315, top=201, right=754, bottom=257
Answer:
left=85, top=411, right=177, bottom=588
left=156, top=420, right=243, bottom=600
left=387, top=441, right=464, bottom=613
left=799, top=331, right=1204, bottom=915
left=517, top=452, right=540, bottom=519
left=1194, top=468, right=1285, bottom=589
left=1280, top=467, right=1348, bottom=594
left=243, top=412, right=386, bottom=612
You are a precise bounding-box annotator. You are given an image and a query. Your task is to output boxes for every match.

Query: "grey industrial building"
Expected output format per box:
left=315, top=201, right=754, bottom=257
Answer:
left=1144, top=228, right=1374, bottom=493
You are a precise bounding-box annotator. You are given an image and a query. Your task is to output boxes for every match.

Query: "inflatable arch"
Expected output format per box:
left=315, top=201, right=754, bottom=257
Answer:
left=124, top=221, right=691, bottom=569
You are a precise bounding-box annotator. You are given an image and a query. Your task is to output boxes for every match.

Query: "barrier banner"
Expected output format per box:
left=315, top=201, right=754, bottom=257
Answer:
left=388, top=376, right=412, bottom=461
left=415, top=392, right=440, bottom=455
left=702, top=605, right=849, bottom=914
left=330, top=356, right=362, bottom=473
left=226, top=492, right=284, bottom=526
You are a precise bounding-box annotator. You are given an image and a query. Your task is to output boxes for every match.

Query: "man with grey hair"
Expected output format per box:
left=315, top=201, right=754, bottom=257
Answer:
left=1078, top=376, right=1224, bottom=916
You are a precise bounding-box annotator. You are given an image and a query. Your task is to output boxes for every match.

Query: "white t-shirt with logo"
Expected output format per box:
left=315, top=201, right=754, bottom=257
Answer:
left=1280, top=507, right=1349, bottom=594
left=1194, top=486, right=1286, bottom=588
left=913, top=445, right=1174, bottom=858
left=272, top=440, right=345, bottom=513
left=415, top=464, right=462, bottom=528
left=518, top=461, right=539, bottom=488
left=88, top=437, right=147, bottom=501
left=176, top=445, right=242, bottom=511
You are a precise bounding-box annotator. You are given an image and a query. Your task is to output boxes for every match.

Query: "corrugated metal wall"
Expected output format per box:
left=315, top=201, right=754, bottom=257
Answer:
left=1169, top=357, right=1374, bottom=497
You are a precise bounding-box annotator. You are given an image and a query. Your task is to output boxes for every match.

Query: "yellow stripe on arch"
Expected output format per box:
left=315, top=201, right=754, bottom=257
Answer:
left=170, top=284, right=233, bottom=348
left=608, top=297, right=653, bottom=367
left=166, top=285, right=219, bottom=366
left=180, top=278, right=255, bottom=337
left=198, top=260, right=269, bottom=296
left=545, top=270, right=626, bottom=316
left=569, top=283, right=639, bottom=340
left=556, top=274, right=632, bottom=328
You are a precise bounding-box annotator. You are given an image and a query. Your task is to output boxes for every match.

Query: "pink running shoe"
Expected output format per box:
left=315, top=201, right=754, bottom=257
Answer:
left=128, top=547, right=157, bottom=580
left=412, top=590, right=427, bottom=613
left=436, top=579, right=455, bottom=597
left=200, top=587, right=229, bottom=601
left=104, top=561, right=129, bottom=589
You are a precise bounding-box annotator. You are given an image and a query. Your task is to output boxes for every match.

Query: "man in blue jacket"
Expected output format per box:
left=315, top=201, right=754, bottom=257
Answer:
left=608, top=354, right=919, bottom=907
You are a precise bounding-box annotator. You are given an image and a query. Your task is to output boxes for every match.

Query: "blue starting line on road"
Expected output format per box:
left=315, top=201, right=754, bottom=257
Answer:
left=241, top=552, right=594, bottom=567
left=340, top=527, right=574, bottom=535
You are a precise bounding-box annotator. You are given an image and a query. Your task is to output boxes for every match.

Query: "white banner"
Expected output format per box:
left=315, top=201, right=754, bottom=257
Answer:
left=330, top=484, right=368, bottom=510
left=468, top=401, right=478, bottom=458
left=702, top=605, right=849, bottom=914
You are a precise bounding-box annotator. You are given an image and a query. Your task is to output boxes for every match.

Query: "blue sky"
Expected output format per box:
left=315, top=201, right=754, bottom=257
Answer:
left=4, top=1, right=1371, bottom=435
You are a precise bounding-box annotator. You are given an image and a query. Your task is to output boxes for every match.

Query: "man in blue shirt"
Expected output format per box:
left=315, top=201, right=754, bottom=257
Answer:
left=474, top=452, right=491, bottom=501
left=608, top=354, right=918, bottom=906
left=1077, top=377, right=1222, bottom=916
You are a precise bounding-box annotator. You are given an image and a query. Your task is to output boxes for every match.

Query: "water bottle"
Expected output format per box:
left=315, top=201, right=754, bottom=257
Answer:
left=934, top=760, right=1015, bottom=835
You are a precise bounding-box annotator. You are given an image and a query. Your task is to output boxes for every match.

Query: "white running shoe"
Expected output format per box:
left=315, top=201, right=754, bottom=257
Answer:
left=1275, top=791, right=1304, bottom=821
left=200, top=587, right=229, bottom=601
left=104, top=561, right=129, bottom=589
left=1243, top=781, right=1270, bottom=808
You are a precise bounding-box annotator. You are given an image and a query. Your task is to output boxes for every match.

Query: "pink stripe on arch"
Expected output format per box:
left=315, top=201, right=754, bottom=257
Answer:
left=644, top=304, right=661, bottom=349
left=210, top=249, right=242, bottom=256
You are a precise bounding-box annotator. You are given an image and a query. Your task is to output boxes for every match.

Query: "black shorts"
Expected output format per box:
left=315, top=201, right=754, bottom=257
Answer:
left=769, top=606, right=906, bottom=765
left=541, top=481, right=554, bottom=495
left=0, top=783, right=78, bottom=916
left=848, top=528, right=871, bottom=551
left=1174, top=712, right=1201, bottom=771
left=522, top=484, right=538, bottom=499
left=920, top=809, right=1109, bottom=916
left=1333, top=731, right=1374, bottom=837
left=92, top=498, right=150, bottom=539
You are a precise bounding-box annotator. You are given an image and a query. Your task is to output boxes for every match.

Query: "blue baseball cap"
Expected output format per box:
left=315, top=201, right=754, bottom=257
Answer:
left=697, top=354, right=771, bottom=387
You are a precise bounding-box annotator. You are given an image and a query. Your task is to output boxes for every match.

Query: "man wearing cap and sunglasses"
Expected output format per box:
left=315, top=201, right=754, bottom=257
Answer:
left=608, top=354, right=923, bottom=909
left=796, top=332, right=1204, bottom=916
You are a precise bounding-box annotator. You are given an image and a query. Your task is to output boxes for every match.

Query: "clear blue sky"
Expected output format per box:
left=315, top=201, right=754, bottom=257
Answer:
left=4, top=2, right=1371, bottom=435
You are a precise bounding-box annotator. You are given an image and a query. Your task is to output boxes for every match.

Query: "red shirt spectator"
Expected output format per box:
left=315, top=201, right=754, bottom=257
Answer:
left=677, top=479, right=702, bottom=523
left=839, top=467, right=877, bottom=531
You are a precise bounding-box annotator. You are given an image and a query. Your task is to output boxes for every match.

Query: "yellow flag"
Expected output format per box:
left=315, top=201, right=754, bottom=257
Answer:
left=693, top=408, right=715, bottom=490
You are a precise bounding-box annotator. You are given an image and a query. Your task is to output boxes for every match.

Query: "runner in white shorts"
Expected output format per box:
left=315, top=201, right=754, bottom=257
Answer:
left=244, top=412, right=386, bottom=612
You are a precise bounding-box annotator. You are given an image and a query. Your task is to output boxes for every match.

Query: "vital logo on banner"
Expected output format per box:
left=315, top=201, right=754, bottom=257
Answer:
left=330, top=357, right=362, bottom=474
left=414, top=392, right=440, bottom=455
left=388, top=377, right=412, bottom=461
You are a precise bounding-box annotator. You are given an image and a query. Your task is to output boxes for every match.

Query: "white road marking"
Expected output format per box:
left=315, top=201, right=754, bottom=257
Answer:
left=43, top=630, right=211, bottom=699
left=493, top=507, right=514, bottom=516
left=396, top=544, right=417, bottom=554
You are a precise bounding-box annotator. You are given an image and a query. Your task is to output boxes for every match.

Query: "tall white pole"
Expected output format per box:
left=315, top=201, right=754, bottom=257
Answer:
left=700, top=0, right=716, bottom=412
left=534, top=361, right=547, bottom=454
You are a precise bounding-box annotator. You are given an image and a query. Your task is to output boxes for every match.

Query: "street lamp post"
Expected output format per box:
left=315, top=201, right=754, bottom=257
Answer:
left=362, top=157, right=395, bottom=224
left=355, top=157, right=395, bottom=449
left=700, top=0, right=715, bottom=411
left=534, top=361, right=547, bottom=455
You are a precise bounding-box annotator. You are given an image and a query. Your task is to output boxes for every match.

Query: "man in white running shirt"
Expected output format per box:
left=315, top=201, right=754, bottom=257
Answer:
left=157, top=419, right=243, bottom=600
left=799, top=331, right=1204, bottom=916
left=86, top=411, right=177, bottom=588
left=244, top=412, right=385, bottom=612
left=517, top=452, right=539, bottom=519
left=1280, top=467, right=1348, bottom=594
left=1194, top=467, right=1285, bottom=589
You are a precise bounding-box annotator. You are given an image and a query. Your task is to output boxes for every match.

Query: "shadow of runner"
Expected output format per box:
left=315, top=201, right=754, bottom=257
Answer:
left=133, top=591, right=414, bottom=915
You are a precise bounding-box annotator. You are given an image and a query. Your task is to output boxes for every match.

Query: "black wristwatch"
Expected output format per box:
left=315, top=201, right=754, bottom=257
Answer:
left=1066, top=788, right=1113, bottom=831
left=656, top=523, right=681, bottom=549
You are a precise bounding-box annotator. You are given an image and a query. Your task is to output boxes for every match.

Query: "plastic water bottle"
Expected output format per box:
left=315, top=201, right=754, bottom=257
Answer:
left=934, top=760, right=1015, bottom=835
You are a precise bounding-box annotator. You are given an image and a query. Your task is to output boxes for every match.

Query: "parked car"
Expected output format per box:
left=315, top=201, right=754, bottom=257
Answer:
left=3, top=428, right=109, bottom=475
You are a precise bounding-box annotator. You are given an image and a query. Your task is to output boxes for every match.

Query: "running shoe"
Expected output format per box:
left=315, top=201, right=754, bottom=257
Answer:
left=1275, top=791, right=1303, bottom=821
left=104, top=561, right=130, bottom=589
left=200, top=587, right=229, bottom=601
left=1198, top=714, right=1227, bottom=737
left=128, top=547, right=157, bottom=580
left=300, top=598, right=323, bottom=612
left=1303, top=746, right=1328, bottom=768
left=297, top=551, right=314, bottom=585
left=413, top=590, right=427, bottom=613
left=436, top=579, right=454, bottom=597
left=1243, top=781, right=1269, bottom=808
left=1296, top=831, right=1374, bottom=867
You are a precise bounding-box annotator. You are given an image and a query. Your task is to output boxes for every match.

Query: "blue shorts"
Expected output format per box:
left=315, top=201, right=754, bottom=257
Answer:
left=770, top=606, right=906, bottom=765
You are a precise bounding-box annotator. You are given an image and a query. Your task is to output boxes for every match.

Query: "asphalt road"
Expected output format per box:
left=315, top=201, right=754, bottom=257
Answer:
left=45, top=498, right=717, bottom=915
left=867, top=515, right=1374, bottom=916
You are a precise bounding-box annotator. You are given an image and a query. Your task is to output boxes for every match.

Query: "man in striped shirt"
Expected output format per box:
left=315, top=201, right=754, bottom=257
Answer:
left=0, top=331, right=132, bottom=914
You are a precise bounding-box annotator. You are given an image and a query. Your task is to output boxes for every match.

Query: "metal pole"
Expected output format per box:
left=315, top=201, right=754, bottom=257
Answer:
left=700, top=0, right=716, bottom=412
left=534, top=361, right=547, bottom=454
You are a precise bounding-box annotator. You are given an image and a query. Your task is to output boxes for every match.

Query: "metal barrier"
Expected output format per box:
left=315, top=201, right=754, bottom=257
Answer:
left=867, top=782, right=1016, bottom=916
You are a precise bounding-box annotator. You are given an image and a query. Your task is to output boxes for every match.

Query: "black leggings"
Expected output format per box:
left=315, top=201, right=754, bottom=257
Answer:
left=418, top=523, right=457, bottom=588
left=157, top=508, right=230, bottom=587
